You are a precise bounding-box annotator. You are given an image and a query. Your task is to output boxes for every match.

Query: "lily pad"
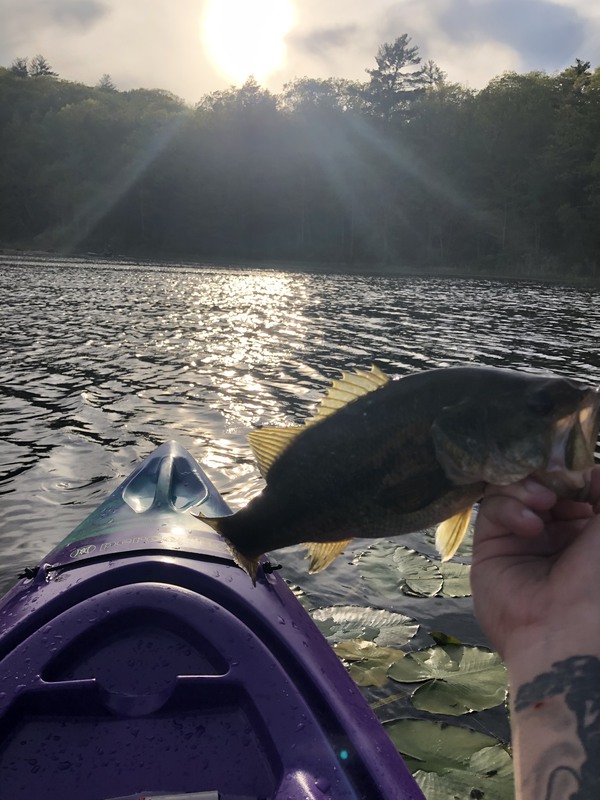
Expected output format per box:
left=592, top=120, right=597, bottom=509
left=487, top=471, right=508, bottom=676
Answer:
left=414, top=763, right=514, bottom=800
left=388, top=645, right=507, bottom=715
left=438, top=561, right=472, bottom=597
left=430, top=631, right=463, bottom=646
left=385, top=718, right=513, bottom=799
left=425, top=523, right=475, bottom=561
left=287, top=584, right=314, bottom=612
left=310, top=605, right=418, bottom=647
left=355, top=542, right=443, bottom=598
left=334, top=639, right=406, bottom=687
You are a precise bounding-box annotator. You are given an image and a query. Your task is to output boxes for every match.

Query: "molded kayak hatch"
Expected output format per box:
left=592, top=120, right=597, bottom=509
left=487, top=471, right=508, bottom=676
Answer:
left=0, top=442, right=424, bottom=800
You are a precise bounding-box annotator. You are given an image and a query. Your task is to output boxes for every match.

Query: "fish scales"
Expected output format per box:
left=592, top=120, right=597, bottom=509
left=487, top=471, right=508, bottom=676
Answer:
left=205, top=365, right=600, bottom=581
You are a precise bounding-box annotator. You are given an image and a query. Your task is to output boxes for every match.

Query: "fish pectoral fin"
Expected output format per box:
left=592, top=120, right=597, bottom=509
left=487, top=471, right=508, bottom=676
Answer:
left=305, top=539, right=352, bottom=573
left=248, top=426, right=304, bottom=477
left=308, top=365, right=390, bottom=426
left=435, top=506, right=473, bottom=561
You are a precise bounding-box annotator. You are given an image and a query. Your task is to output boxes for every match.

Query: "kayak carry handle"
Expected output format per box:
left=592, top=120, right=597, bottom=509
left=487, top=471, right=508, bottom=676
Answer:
left=122, top=452, right=209, bottom=513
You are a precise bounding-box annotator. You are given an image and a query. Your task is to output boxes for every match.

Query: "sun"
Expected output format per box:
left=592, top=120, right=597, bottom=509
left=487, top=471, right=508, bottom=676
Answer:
left=202, top=0, right=296, bottom=85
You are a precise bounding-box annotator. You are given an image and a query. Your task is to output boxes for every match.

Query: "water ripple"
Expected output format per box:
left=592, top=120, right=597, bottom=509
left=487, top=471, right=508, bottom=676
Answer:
left=0, top=255, right=599, bottom=593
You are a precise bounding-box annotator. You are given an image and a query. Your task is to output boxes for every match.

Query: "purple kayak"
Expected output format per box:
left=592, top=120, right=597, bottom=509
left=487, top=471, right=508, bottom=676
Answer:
left=0, top=442, right=423, bottom=800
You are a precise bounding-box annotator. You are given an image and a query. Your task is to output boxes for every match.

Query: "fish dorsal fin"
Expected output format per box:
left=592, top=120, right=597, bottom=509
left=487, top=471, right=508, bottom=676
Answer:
left=308, top=365, right=390, bottom=426
left=435, top=506, right=473, bottom=562
left=248, top=365, right=389, bottom=474
left=305, top=539, right=352, bottom=573
left=248, top=426, right=304, bottom=477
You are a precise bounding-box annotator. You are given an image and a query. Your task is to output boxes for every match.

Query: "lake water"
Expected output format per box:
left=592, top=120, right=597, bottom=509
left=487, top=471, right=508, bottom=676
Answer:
left=1, top=253, right=599, bottom=738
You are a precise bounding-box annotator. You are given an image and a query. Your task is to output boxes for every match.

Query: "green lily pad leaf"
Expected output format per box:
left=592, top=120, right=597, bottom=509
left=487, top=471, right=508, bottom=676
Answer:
left=412, top=673, right=507, bottom=716
left=370, top=690, right=410, bottom=711
left=334, top=639, right=406, bottom=687
left=430, top=631, right=463, bottom=646
left=356, top=543, right=443, bottom=598
left=385, top=717, right=501, bottom=768
left=388, top=645, right=507, bottom=715
left=310, top=605, right=418, bottom=646
left=287, top=584, right=314, bottom=612
left=425, top=523, right=475, bottom=561
left=439, top=561, right=472, bottom=597
left=385, top=718, right=513, bottom=798
left=414, top=764, right=514, bottom=800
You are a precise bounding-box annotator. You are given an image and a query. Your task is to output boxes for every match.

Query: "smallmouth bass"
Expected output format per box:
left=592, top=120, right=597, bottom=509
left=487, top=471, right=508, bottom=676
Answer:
left=202, top=365, right=600, bottom=581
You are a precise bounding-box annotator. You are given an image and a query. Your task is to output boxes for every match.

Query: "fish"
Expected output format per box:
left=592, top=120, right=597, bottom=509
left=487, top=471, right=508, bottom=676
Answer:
left=200, top=365, right=600, bottom=581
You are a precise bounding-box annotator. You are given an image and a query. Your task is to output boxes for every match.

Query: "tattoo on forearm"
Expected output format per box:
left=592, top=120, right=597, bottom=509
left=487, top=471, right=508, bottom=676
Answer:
left=515, top=656, right=600, bottom=799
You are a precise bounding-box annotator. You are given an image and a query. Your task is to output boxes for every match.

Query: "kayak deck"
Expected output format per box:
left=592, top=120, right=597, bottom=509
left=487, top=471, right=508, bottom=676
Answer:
left=0, top=442, right=423, bottom=800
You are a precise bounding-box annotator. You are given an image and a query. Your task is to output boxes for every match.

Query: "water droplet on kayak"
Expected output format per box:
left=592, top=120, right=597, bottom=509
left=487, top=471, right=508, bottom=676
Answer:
left=277, top=616, right=286, bottom=625
left=315, top=776, right=331, bottom=793
left=296, top=722, right=305, bottom=731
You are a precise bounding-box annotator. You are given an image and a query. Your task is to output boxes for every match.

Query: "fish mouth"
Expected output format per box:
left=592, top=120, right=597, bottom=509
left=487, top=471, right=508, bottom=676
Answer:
left=537, top=387, right=600, bottom=497
left=577, top=389, right=600, bottom=453
left=547, top=388, right=600, bottom=471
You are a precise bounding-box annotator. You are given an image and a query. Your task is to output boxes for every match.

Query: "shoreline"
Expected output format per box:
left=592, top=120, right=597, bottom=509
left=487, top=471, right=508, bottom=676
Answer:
left=1, top=246, right=598, bottom=288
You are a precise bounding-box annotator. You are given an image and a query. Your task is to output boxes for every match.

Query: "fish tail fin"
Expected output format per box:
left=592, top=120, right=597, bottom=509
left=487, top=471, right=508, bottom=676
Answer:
left=305, top=539, right=352, bottom=573
left=195, top=513, right=261, bottom=585
left=435, top=506, right=473, bottom=562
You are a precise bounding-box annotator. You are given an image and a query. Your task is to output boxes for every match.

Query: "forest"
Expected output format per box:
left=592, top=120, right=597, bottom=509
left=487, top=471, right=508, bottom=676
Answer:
left=1, top=39, right=599, bottom=279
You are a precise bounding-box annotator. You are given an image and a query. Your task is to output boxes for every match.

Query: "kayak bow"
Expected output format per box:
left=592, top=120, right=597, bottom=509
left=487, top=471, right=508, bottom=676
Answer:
left=0, top=442, right=423, bottom=800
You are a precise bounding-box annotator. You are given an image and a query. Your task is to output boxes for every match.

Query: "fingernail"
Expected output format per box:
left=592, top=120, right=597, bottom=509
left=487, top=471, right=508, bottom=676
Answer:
left=524, top=478, right=551, bottom=495
left=520, top=507, right=540, bottom=522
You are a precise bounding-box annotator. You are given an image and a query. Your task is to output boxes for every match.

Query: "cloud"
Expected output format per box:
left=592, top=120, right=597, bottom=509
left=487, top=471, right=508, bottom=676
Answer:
left=49, top=0, right=110, bottom=31
left=4, top=0, right=109, bottom=34
left=0, top=0, right=598, bottom=102
left=438, top=0, right=586, bottom=72
left=0, top=0, right=221, bottom=103
left=373, top=0, right=519, bottom=87
left=287, top=24, right=359, bottom=57
left=372, top=0, right=593, bottom=88
left=0, top=0, right=110, bottom=66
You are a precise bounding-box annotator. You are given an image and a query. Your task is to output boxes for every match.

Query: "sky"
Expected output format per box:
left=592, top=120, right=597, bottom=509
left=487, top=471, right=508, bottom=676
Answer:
left=1, top=0, right=599, bottom=104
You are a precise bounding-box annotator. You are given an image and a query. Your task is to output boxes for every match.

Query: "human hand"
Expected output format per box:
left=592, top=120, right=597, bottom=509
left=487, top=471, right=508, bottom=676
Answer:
left=473, top=467, right=600, bottom=799
left=471, top=466, right=600, bottom=665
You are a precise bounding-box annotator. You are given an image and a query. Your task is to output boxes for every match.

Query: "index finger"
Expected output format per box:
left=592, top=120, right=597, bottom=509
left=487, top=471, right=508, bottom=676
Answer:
left=476, top=479, right=557, bottom=540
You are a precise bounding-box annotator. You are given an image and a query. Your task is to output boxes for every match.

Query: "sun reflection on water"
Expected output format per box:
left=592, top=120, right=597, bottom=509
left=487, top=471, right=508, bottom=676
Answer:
left=2, top=257, right=599, bottom=580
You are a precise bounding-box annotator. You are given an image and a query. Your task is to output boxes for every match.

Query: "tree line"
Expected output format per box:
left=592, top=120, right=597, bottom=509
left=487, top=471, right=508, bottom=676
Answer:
left=1, top=39, right=599, bottom=279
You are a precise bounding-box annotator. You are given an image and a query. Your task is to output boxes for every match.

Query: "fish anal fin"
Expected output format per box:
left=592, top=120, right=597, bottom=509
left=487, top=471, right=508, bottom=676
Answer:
left=305, top=539, right=352, bottom=573
left=435, top=506, right=473, bottom=562
left=308, top=365, right=390, bottom=426
left=248, top=426, right=304, bottom=477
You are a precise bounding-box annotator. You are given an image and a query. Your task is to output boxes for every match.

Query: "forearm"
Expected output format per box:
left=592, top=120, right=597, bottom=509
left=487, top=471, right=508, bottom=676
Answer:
left=472, top=473, right=600, bottom=797
left=506, top=632, right=600, bottom=800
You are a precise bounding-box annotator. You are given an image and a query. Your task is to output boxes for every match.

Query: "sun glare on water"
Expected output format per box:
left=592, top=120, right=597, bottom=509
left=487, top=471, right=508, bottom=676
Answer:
left=202, top=0, right=296, bottom=85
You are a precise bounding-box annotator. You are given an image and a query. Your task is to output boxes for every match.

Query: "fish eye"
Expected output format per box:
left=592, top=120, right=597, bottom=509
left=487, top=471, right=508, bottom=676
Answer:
left=527, top=388, right=555, bottom=416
